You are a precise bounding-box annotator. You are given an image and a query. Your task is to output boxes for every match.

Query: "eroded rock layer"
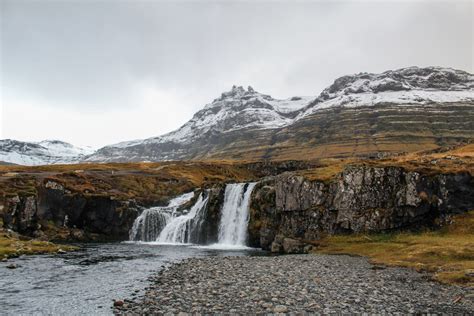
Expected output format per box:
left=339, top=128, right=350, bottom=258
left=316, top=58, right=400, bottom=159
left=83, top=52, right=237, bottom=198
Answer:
left=249, top=165, right=474, bottom=252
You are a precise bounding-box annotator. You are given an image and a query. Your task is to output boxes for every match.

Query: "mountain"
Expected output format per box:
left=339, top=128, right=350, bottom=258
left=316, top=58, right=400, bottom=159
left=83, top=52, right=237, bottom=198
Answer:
left=0, top=139, right=94, bottom=166
left=88, top=66, right=474, bottom=162
left=89, top=86, right=315, bottom=162
left=2, top=66, right=472, bottom=165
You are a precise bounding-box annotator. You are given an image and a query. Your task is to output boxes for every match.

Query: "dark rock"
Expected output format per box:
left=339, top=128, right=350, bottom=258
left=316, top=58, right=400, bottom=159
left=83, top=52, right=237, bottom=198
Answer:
left=250, top=165, right=474, bottom=252
left=282, top=237, right=308, bottom=254
left=2, top=180, right=141, bottom=241
left=113, top=300, right=124, bottom=307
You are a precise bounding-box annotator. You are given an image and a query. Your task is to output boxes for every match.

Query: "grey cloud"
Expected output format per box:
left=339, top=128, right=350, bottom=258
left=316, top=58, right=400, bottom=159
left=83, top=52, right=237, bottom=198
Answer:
left=1, top=0, right=472, bottom=146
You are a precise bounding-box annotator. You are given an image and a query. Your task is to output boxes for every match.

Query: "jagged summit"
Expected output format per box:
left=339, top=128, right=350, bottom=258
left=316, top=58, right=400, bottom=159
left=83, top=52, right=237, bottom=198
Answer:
left=209, top=85, right=272, bottom=106
left=117, top=85, right=313, bottom=148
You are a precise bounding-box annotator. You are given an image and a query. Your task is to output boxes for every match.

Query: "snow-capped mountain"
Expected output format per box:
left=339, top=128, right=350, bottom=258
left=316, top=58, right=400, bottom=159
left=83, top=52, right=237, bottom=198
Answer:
left=299, top=66, right=474, bottom=118
left=3, top=66, right=473, bottom=165
left=88, top=66, right=473, bottom=162
left=111, top=86, right=314, bottom=149
left=0, top=139, right=94, bottom=165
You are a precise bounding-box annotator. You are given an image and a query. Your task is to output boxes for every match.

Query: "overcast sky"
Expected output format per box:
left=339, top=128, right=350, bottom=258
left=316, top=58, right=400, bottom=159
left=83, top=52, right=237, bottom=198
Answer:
left=1, top=0, right=472, bottom=148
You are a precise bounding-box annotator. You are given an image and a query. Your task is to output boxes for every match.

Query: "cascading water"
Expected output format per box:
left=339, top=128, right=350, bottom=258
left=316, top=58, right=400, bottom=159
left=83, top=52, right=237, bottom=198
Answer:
left=157, top=193, right=209, bottom=244
left=217, top=182, right=257, bottom=247
left=129, top=192, right=194, bottom=242
left=129, top=182, right=256, bottom=247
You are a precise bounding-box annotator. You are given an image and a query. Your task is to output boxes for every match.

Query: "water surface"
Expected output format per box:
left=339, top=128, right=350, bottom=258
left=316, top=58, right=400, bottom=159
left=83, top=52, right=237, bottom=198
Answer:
left=0, top=242, right=262, bottom=315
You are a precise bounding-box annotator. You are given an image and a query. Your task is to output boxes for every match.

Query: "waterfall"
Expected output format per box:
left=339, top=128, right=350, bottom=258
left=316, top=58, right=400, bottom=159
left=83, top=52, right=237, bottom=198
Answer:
left=157, top=193, right=209, bottom=244
left=217, top=182, right=257, bottom=246
left=129, top=182, right=257, bottom=247
left=128, top=192, right=194, bottom=241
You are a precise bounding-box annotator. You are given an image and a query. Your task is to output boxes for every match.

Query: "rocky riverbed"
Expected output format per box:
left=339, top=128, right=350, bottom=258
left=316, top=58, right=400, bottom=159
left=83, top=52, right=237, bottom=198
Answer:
left=114, top=254, right=474, bottom=314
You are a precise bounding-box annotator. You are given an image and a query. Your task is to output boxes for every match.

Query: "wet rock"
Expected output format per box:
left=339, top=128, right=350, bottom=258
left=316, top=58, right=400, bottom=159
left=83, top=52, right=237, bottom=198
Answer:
left=113, top=300, right=124, bottom=307
left=6, top=264, right=17, bottom=269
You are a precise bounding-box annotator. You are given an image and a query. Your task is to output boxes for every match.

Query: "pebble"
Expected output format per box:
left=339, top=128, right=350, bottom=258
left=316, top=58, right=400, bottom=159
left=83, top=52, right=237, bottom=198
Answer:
left=114, top=254, right=474, bottom=314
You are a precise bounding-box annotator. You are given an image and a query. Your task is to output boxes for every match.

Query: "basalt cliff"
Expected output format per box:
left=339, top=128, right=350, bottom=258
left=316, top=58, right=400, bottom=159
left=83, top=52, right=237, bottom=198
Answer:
left=1, top=146, right=473, bottom=252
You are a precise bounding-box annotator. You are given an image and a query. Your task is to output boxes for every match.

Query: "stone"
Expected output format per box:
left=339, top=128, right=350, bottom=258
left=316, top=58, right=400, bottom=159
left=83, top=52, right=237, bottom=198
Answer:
left=282, top=238, right=307, bottom=254
left=113, top=300, right=124, bottom=307
left=273, top=305, right=288, bottom=313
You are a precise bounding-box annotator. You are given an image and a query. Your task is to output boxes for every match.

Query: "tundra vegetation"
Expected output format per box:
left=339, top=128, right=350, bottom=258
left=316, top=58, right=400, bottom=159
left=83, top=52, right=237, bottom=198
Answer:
left=0, top=144, right=472, bottom=286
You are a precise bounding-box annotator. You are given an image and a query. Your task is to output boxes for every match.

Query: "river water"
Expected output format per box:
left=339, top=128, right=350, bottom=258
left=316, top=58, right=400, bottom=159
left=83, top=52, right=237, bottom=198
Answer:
left=0, top=242, right=262, bottom=315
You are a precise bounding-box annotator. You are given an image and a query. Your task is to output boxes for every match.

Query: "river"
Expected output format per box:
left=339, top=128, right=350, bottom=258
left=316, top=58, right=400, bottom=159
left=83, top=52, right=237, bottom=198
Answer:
left=0, top=242, right=262, bottom=315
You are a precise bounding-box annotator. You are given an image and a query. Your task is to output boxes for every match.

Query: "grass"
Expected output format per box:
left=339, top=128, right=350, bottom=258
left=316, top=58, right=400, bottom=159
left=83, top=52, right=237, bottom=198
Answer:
left=0, top=229, right=77, bottom=259
left=314, top=211, right=474, bottom=286
left=0, top=161, right=257, bottom=206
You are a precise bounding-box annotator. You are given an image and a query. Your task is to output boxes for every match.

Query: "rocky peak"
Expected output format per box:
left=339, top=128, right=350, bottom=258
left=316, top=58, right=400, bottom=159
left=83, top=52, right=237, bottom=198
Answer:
left=216, top=85, right=267, bottom=103
left=319, top=66, right=473, bottom=101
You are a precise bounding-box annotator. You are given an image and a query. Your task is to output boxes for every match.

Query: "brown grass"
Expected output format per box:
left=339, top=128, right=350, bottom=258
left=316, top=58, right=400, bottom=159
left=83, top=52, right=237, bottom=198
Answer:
left=314, top=211, right=474, bottom=286
left=0, top=161, right=257, bottom=206
left=0, top=229, right=77, bottom=258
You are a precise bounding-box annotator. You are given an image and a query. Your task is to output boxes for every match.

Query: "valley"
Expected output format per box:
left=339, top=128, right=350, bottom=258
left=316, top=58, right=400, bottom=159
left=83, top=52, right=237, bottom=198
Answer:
left=1, top=67, right=473, bottom=314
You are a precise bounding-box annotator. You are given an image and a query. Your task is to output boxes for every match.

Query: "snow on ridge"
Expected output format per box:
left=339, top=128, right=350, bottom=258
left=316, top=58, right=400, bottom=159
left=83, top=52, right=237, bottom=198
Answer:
left=0, top=139, right=94, bottom=166
left=37, top=139, right=95, bottom=156
left=104, top=86, right=315, bottom=148
left=298, top=90, right=474, bottom=119
left=104, top=67, right=473, bottom=150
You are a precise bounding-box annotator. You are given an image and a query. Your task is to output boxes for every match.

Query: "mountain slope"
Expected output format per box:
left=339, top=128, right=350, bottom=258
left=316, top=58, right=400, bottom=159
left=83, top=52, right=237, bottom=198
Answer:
left=0, top=140, right=93, bottom=166
left=89, top=86, right=315, bottom=161
left=88, top=66, right=474, bottom=162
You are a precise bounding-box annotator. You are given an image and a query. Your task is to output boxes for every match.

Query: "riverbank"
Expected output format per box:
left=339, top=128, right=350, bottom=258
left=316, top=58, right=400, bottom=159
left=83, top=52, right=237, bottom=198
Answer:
left=114, top=254, right=474, bottom=314
left=314, top=210, right=474, bottom=286
left=0, top=228, right=77, bottom=260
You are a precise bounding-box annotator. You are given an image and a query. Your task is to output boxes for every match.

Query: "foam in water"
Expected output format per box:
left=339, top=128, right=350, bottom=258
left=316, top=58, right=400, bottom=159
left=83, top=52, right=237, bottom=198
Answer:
left=157, top=193, right=209, bottom=244
left=129, top=183, right=257, bottom=248
left=128, top=192, right=194, bottom=241
left=217, top=182, right=257, bottom=247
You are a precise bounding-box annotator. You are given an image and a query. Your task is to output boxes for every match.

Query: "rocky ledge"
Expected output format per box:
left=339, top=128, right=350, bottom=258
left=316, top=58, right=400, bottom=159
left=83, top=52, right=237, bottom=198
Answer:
left=114, top=255, right=474, bottom=314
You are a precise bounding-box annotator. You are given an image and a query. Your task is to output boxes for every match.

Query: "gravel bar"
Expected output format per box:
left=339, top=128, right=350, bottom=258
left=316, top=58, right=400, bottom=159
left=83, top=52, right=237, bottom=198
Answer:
left=115, top=254, right=474, bottom=314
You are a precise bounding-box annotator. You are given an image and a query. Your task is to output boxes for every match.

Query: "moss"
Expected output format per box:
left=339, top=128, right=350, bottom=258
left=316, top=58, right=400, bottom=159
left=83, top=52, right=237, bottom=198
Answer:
left=0, top=229, right=77, bottom=258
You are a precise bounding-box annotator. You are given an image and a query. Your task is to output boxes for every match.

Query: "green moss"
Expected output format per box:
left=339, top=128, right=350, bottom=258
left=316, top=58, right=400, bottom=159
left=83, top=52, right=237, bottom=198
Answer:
left=0, top=229, right=77, bottom=258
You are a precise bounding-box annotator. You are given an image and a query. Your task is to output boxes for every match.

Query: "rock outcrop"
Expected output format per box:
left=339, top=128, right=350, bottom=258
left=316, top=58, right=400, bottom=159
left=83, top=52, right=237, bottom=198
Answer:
left=249, top=165, right=474, bottom=252
left=2, top=180, right=140, bottom=241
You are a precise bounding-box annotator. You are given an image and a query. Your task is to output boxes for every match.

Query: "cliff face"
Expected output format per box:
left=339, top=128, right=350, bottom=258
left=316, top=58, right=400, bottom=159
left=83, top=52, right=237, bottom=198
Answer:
left=249, top=165, right=474, bottom=252
left=2, top=180, right=140, bottom=241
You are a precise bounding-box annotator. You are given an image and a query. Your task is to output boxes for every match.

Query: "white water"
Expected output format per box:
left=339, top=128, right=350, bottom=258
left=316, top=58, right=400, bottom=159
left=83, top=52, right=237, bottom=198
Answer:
left=217, top=182, right=257, bottom=247
left=129, top=192, right=194, bottom=241
left=129, top=182, right=257, bottom=248
left=157, top=193, right=209, bottom=244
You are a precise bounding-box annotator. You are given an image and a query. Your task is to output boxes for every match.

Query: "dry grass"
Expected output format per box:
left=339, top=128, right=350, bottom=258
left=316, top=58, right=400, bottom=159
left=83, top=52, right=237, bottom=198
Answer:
left=0, top=229, right=77, bottom=258
left=294, top=143, right=474, bottom=182
left=0, top=161, right=257, bottom=206
left=314, top=211, right=474, bottom=286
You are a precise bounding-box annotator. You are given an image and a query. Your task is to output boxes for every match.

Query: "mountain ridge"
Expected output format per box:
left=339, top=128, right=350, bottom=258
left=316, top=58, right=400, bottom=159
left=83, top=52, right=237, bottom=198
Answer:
left=1, top=66, right=473, bottom=165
